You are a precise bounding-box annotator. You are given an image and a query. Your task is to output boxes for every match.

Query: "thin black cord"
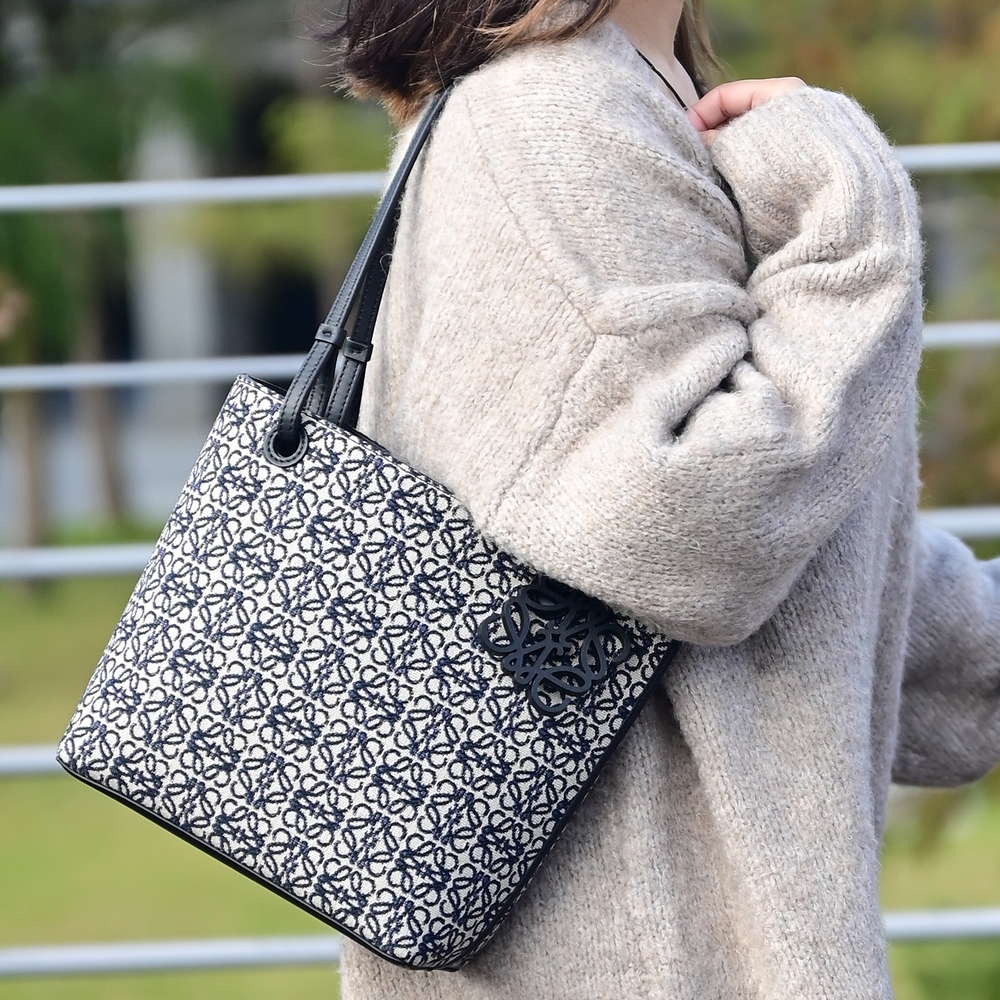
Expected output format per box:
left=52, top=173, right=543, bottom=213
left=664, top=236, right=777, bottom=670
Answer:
left=634, top=49, right=688, bottom=110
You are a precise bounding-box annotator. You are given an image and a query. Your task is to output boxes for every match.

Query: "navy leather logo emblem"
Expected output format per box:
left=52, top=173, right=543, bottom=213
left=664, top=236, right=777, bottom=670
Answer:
left=478, top=577, right=631, bottom=715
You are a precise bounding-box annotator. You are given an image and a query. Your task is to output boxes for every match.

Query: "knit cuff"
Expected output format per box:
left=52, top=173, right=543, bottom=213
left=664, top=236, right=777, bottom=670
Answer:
left=708, top=87, right=914, bottom=263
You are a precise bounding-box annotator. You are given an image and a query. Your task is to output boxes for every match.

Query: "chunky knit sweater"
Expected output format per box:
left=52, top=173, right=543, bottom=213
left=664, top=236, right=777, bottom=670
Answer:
left=342, top=20, right=1000, bottom=1000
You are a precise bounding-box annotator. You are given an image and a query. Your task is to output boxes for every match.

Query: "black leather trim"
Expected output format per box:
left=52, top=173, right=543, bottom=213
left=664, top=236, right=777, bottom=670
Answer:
left=324, top=224, right=394, bottom=427
left=272, top=340, right=334, bottom=458
left=264, top=424, right=310, bottom=466
left=326, top=358, right=364, bottom=428
left=315, top=324, right=346, bottom=347
left=58, top=638, right=678, bottom=971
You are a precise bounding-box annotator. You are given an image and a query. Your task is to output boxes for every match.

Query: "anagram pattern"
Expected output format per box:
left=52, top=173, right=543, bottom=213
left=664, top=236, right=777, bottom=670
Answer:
left=58, top=376, right=676, bottom=970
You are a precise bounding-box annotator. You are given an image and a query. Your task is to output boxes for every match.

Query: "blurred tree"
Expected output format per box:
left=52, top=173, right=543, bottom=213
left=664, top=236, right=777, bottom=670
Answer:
left=711, top=0, right=1000, bottom=512
left=0, top=0, right=235, bottom=540
left=193, top=96, right=392, bottom=307
left=710, top=0, right=1000, bottom=144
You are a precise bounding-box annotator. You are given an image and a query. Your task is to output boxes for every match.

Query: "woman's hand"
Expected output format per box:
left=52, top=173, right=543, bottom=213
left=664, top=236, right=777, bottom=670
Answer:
left=687, top=78, right=806, bottom=146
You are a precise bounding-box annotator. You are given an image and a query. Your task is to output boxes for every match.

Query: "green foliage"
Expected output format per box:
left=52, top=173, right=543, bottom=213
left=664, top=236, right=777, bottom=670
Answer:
left=267, top=98, right=393, bottom=175
left=193, top=97, right=392, bottom=280
left=0, top=217, right=72, bottom=364
left=0, top=71, right=125, bottom=361
left=918, top=347, right=1000, bottom=505
left=891, top=942, right=1000, bottom=1000
left=711, top=0, right=1000, bottom=144
left=882, top=773, right=1000, bottom=999
left=120, top=62, right=233, bottom=157
left=0, top=2, right=236, bottom=365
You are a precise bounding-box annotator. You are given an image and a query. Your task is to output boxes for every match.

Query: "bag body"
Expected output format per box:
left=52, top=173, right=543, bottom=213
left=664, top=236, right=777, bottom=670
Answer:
left=57, top=91, right=679, bottom=970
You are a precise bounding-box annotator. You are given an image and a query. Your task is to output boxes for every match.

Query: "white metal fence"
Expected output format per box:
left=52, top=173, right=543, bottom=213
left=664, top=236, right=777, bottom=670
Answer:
left=2, top=145, right=1000, bottom=979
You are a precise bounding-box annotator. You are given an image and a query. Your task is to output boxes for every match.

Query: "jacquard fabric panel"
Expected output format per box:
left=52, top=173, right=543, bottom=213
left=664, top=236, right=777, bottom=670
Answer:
left=58, top=376, right=676, bottom=970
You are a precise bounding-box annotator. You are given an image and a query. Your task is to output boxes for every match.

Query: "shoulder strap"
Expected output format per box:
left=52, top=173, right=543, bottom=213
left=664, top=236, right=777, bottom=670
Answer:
left=270, top=88, right=451, bottom=460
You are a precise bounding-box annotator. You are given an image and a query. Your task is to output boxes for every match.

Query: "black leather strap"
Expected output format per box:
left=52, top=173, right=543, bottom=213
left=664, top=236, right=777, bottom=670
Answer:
left=272, top=88, right=450, bottom=457
left=325, top=232, right=392, bottom=427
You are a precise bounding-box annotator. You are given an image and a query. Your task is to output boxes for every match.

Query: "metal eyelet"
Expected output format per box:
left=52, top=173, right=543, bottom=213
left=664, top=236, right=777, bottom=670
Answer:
left=264, top=425, right=308, bottom=467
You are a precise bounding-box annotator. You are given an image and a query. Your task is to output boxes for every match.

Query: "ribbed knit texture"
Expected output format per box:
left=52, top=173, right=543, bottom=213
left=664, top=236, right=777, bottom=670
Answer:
left=342, top=20, right=1000, bottom=999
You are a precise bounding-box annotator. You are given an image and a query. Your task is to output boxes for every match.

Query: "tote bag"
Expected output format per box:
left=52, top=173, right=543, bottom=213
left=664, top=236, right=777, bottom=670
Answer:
left=57, top=89, right=680, bottom=971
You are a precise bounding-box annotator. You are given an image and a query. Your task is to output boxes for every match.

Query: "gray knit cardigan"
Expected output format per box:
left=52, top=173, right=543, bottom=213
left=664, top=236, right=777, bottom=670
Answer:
left=342, top=20, right=1000, bottom=1000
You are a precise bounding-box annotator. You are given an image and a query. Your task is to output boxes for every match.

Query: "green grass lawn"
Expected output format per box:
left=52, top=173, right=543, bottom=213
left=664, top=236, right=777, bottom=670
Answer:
left=0, top=577, right=339, bottom=1000
left=2, top=575, right=1000, bottom=998
left=883, top=788, right=1000, bottom=1000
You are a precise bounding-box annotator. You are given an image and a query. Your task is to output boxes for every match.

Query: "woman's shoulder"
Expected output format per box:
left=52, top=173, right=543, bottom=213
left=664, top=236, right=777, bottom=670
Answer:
left=404, top=22, right=744, bottom=291
left=445, top=21, right=711, bottom=174
left=458, top=20, right=638, bottom=106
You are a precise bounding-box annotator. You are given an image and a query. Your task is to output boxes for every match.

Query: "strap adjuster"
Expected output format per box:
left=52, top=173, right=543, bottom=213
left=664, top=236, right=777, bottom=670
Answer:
left=342, top=339, right=372, bottom=363
left=315, top=323, right=346, bottom=346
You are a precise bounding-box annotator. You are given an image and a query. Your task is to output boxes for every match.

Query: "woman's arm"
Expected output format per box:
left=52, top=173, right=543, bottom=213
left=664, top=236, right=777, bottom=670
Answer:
left=463, top=79, right=923, bottom=643
left=894, top=522, right=1000, bottom=786
left=394, top=38, right=923, bottom=645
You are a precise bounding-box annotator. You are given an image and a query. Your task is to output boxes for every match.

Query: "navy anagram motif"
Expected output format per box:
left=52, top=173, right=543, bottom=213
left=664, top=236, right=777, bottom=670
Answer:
left=478, top=578, right=631, bottom=716
left=58, top=376, right=676, bottom=970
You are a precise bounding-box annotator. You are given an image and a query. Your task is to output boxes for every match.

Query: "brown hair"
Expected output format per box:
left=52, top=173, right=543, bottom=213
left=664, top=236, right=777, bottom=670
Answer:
left=321, top=0, right=719, bottom=122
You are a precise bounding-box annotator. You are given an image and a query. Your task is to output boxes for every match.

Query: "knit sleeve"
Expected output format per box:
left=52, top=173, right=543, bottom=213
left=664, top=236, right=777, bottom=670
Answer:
left=892, top=522, right=1000, bottom=786
left=470, top=83, right=923, bottom=645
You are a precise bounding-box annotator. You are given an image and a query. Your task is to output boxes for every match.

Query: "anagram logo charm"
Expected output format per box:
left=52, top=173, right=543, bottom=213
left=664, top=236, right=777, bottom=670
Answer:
left=478, top=577, right=632, bottom=715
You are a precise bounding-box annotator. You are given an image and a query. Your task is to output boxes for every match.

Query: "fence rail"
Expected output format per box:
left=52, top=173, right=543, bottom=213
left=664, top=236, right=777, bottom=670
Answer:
left=1, top=911, right=999, bottom=978
left=921, top=321, right=1000, bottom=349
left=918, top=506, right=1000, bottom=539
left=0, top=543, right=154, bottom=579
left=0, top=140, right=989, bottom=216
left=0, top=745, right=62, bottom=776
left=0, top=173, right=384, bottom=213
left=0, top=936, right=341, bottom=977
left=0, top=321, right=995, bottom=395
left=885, top=908, right=1000, bottom=941
left=895, top=142, right=1000, bottom=172
left=0, top=354, right=304, bottom=391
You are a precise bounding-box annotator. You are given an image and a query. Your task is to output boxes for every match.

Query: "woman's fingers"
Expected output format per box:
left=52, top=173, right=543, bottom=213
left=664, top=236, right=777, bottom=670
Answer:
left=686, top=78, right=806, bottom=134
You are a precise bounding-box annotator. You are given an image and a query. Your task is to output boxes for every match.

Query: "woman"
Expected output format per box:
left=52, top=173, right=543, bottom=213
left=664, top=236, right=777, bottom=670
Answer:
left=324, top=0, right=1000, bottom=995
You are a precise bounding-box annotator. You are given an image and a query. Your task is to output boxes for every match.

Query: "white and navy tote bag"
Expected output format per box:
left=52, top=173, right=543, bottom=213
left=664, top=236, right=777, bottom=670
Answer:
left=57, top=90, right=680, bottom=971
